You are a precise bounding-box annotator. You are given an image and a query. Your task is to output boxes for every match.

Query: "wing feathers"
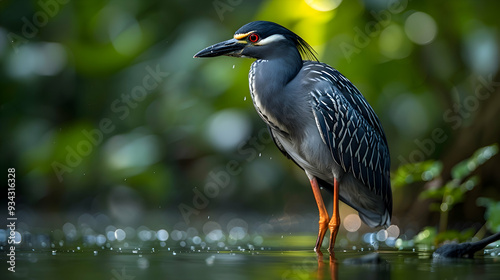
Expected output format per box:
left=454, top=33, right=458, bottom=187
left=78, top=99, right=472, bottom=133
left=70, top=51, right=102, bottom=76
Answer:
left=308, top=62, right=391, bottom=220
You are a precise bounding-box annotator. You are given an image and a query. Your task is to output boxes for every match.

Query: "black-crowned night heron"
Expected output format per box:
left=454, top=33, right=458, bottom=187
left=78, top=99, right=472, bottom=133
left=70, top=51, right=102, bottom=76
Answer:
left=194, top=21, right=392, bottom=254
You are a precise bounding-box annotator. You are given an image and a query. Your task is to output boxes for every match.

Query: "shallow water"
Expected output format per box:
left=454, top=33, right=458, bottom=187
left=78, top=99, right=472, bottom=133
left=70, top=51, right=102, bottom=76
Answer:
left=5, top=247, right=500, bottom=280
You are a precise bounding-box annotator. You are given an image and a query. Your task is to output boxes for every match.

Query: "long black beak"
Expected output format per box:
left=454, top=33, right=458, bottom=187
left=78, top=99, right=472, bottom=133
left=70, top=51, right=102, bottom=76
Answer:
left=193, top=38, right=246, bottom=58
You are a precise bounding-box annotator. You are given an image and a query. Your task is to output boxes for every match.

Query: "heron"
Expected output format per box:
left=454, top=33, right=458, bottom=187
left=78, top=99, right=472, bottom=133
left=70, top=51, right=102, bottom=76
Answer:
left=194, top=21, right=392, bottom=254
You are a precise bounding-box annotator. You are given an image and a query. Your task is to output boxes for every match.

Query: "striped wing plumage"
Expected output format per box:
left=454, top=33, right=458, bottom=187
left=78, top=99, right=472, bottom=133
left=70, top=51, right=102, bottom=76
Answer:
left=306, top=62, right=392, bottom=212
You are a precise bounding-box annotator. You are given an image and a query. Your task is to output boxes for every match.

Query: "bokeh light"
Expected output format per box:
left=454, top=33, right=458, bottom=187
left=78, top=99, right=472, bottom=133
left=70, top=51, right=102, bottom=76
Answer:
left=105, top=132, right=162, bottom=173
left=6, top=42, right=66, bottom=78
left=404, top=12, right=438, bottom=45
left=157, top=229, right=169, bottom=241
left=386, top=225, right=400, bottom=239
left=463, top=27, right=499, bottom=76
left=205, top=109, right=251, bottom=151
left=376, top=229, right=388, bottom=242
left=390, top=93, right=429, bottom=137
left=227, top=218, right=249, bottom=242
left=343, top=214, right=361, bottom=232
left=114, top=228, right=126, bottom=241
left=304, top=0, right=343, bottom=11
left=379, top=24, right=412, bottom=59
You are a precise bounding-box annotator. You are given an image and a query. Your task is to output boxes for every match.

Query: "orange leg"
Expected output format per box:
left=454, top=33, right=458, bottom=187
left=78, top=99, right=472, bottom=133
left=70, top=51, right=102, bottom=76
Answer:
left=310, top=177, right=329, bottom=253
left=327, top=178, right=341, bottom=254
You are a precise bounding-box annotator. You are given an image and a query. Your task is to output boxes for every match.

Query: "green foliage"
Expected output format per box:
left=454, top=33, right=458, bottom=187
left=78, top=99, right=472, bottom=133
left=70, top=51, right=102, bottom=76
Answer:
left=434, top=229, right=475, bottom=245
left=392, top=160, right=442, bottom=189
left=422, top=144, right=497, bottom=221
left=477, top=198, right=500, bottom=233
left=413, top=226, right=436, bottom=247
left=451, top=145, right=499, bottom=180
left=398, top=144, right=498, bottom=243
left=413, top=226, right=474, bottom=247
left=421, top=176, right=479, bottom=213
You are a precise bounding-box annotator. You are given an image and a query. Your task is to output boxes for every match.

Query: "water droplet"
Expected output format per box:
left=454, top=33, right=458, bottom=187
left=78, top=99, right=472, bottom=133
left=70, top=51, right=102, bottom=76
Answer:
left=244, top=96, right=247, bottom=101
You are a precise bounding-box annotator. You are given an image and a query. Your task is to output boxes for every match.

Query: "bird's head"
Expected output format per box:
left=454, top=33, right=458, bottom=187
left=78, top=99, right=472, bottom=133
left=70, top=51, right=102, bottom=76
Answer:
left=194, top=21, right=317, bottom=60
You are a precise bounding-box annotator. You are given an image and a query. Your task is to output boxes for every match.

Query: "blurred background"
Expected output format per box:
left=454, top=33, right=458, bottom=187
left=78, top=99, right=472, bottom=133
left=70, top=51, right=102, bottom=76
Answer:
left=1, top=0, right=499, bottom=251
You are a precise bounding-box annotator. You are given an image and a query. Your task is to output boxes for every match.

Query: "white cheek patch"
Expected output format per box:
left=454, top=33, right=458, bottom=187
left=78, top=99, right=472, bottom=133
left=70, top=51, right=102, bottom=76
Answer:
left=256, top=34, right=286, bottom=45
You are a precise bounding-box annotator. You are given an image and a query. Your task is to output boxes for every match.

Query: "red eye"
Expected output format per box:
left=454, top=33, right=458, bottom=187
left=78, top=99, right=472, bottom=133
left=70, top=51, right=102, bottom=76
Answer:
left=248, top=33, right=260, bottom=43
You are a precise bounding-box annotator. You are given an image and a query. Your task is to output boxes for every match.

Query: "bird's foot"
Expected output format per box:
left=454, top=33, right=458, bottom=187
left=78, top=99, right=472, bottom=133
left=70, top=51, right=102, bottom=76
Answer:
left=314, top=247, right=323, bottom=255
left=327, top=246, right=335, bottom=256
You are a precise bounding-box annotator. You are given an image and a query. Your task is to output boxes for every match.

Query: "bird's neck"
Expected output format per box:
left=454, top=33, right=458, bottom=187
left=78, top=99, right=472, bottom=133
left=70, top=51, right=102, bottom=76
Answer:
left=249, top=51, right=304, bottom=136
left=252, top=54, right=302, bottom=92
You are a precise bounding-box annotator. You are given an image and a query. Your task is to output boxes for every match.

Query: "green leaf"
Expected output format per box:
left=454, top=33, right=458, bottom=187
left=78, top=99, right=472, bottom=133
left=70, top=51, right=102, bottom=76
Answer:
left=477, top=197, right=500, bottom=233
left=435, top=229, right=475, bottom=243
left=392, top=160, right=442, bottom=188
left=429, top=202, right=442, bottom=212
left=414, top=226, right=437, bottom=245
left=420, top=187, right=445, bottom=200
left=451, top=144, right=498, bottom=180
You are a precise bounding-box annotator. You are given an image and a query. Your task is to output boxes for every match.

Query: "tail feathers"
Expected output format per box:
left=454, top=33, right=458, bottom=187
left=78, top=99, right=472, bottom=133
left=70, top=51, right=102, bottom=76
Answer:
left=356, top=205, right=391, bottom=228
left=318, top=175, right=392, bottom=228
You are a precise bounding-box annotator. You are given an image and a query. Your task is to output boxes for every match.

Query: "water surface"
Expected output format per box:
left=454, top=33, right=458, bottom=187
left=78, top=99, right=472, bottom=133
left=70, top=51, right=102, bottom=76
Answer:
left=5, top=247, right=500, bottom=280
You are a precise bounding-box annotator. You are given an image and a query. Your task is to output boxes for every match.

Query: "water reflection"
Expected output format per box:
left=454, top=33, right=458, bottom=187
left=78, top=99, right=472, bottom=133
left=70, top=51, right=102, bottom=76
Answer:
left=316, top=251, right=338, bottom=280
left=3, top=211, right=499, bottom=279
left=7, top=247, right=500, bottom=279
